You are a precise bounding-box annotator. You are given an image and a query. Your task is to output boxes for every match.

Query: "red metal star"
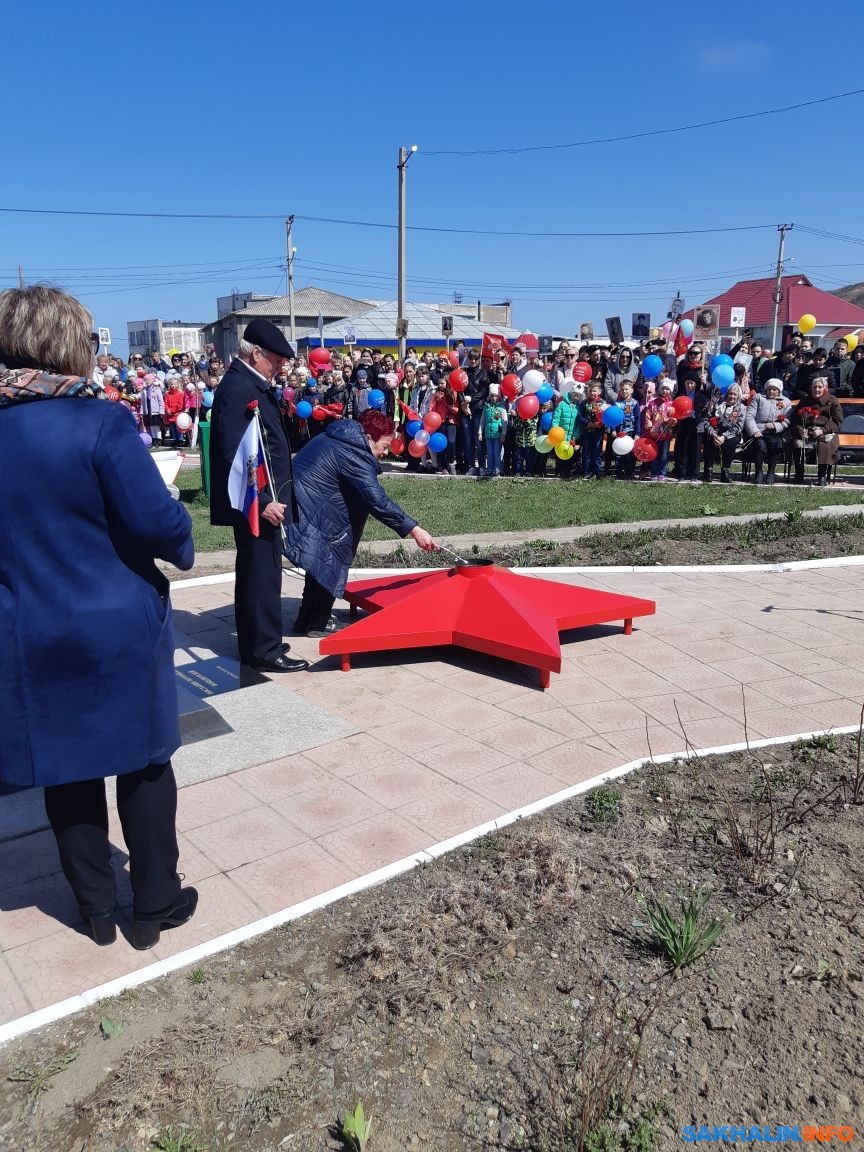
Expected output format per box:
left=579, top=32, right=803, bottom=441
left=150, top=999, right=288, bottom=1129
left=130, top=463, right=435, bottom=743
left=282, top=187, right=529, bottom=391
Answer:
left=319, top=564, right=655, bottom=689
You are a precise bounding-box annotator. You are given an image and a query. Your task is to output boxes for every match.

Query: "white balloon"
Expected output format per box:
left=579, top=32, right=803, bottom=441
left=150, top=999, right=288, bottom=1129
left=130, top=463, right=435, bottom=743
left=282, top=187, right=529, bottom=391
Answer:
left=175, top=412, right=193, bottom=431
left=533, top=435, right=554, bottom=454
left=611, top=434, right=635, bottom=456
left=414, top=428, right=430, bottom=446
left=558, top=376, right=576, bottom=395
left=521, top=369, right=545, bottom=394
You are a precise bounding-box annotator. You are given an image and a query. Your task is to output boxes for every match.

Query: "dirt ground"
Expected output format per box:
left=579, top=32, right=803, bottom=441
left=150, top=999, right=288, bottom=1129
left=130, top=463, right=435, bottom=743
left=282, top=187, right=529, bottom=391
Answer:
left=1, top=735, right=862, bottom=1151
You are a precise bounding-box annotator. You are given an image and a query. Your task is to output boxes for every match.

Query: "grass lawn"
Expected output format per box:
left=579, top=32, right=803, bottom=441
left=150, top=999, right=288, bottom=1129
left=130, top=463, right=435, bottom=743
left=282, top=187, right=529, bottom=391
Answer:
left=178, top=469, right=864, bottom=553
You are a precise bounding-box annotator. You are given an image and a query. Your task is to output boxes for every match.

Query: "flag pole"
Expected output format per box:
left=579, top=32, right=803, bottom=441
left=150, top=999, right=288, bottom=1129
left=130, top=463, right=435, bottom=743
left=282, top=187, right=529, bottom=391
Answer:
left=253, top=406, right=287, bottom=551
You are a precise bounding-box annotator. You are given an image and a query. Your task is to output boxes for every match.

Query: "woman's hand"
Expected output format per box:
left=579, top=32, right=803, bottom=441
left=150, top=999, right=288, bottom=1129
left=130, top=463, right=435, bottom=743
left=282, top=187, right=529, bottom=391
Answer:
left=410, top=526, right=437, bottom=551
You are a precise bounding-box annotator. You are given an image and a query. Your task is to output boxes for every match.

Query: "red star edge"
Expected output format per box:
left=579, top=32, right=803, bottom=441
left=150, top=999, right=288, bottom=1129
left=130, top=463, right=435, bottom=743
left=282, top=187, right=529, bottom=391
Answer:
left=319, top=564, right=655, bottom=689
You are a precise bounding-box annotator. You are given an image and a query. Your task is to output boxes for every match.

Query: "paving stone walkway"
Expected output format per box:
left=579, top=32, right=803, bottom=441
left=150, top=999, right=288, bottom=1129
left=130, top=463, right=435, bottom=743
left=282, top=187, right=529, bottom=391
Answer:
left=3, top=564, right=864, bottom=1032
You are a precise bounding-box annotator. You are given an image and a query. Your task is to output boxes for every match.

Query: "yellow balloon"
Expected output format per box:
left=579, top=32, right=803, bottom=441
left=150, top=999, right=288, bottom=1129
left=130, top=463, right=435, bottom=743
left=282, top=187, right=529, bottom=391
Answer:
left=844, top=331, right=858, bottom=352
left=554, top=441, right=574, bottom=460
left=798, top=313, right=817, bottom=334
left=547, top=425, right=566, bottom=445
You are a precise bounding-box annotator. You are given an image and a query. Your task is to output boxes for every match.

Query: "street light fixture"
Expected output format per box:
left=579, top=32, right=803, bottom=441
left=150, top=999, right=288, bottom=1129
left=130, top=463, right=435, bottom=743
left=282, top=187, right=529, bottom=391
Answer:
left=397, top=145, right=418, bottom=360
left=286, top=216, right=298, bottom=344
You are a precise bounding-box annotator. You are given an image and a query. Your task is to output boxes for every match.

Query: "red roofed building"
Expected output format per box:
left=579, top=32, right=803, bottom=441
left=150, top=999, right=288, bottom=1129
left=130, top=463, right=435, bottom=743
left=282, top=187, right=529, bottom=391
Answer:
left=683, top=275, right=864, bottom=350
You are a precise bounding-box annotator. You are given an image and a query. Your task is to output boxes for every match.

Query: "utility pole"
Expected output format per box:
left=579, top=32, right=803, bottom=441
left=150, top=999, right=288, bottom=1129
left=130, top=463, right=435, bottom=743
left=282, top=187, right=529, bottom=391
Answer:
left=397, top=145, right=417, bottom=361
left=285, top=215, right=297, bottom=345
left=770, top=223, right=793, bottom=354
left=18, top=265, right=24, bottom=288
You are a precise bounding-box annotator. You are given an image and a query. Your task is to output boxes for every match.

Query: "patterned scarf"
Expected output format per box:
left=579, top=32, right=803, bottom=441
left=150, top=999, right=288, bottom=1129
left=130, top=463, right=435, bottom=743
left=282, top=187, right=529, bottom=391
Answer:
left=0, top=366, right=97, bottom=408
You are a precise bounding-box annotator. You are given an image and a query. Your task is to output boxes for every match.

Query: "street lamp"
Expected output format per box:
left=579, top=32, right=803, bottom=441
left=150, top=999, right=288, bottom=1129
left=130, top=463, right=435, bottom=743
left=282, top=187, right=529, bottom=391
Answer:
left=285, top=215, right=298, bottom=345
left=397, top=145, right=418, bottom=361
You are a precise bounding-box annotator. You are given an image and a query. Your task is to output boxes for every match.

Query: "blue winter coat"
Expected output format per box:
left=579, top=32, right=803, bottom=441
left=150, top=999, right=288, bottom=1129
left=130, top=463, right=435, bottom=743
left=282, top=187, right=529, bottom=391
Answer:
left=0, top=398, right=194, bottom=787
left=284, top=420, right=416, bottom=598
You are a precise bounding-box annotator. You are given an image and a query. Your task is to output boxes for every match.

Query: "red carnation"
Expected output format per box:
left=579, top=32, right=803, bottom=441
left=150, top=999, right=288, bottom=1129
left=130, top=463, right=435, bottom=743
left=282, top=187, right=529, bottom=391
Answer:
left=246, top=400, right=259, bottom=411
left=709, top=417, right=718, bottom=428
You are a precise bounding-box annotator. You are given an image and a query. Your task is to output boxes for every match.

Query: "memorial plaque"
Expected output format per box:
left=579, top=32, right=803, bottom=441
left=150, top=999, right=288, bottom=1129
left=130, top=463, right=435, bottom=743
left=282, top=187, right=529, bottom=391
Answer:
left=175, top=657, right=266, bottom=744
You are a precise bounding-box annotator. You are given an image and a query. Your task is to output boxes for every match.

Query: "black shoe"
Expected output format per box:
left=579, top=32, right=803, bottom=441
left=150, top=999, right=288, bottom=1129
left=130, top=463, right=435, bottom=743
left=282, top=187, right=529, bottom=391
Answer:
left=86, top=909, right=117, bottom=946
left=702, top=470, right=712, bottom=483
left=132, top=887, right=198, bottom=950
left=818, top=474, right=828, bottom=487
left=765, top=470, right=776, bottom=486
left=307, top=617, right=340, bottom=639
left=720, top=469, right=731, bottom=483
left=249, top=653, right=310, bottom=673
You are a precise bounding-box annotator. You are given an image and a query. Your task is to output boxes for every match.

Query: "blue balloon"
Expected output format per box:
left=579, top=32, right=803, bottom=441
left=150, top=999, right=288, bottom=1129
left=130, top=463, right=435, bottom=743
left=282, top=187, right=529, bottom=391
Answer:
left=406, top=419, right=422, bottom=438
left=641, top=354, right=663, bottom=380
left=428, top=431, right=448, bottom=453
left=535, top=383, right=554, bottom=405
left=296, top=400, right=313, bottom=419
left=711, top=363, right=735, bottom=389
left=539, top=411, right=553, bottom=433
left=602, top=405, right=624, bottom=429
left=709, top=353, right=733, bottom=372
left=368, top=388, right=385, bottom=409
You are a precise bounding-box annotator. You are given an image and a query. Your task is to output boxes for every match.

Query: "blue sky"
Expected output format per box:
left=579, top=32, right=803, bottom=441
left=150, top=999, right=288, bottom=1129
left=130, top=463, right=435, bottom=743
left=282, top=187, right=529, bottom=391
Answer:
left=4, top=0, right=864, bottom=352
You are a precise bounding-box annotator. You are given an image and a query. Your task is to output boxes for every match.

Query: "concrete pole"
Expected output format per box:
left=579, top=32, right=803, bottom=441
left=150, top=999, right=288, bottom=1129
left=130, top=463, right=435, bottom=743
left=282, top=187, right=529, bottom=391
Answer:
left=286, top=215, right=296, bottom=345
left=397, top=147, right=407, bottom=361
left=770, top=223, right=793, bottom=354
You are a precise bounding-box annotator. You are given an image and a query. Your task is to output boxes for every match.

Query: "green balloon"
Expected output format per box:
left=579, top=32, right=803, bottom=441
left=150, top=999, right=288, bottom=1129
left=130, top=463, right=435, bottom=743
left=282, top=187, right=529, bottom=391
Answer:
left=534, top=434, right=554, bottom=454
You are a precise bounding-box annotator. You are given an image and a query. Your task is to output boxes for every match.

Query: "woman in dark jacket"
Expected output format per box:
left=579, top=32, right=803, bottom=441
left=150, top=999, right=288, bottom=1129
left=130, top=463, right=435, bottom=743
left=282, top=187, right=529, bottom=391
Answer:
left=0, top=286, right=197, bottom=950
left=285, top=410, right=437, bottom=637
left=790, top=375, right=844, bottom=486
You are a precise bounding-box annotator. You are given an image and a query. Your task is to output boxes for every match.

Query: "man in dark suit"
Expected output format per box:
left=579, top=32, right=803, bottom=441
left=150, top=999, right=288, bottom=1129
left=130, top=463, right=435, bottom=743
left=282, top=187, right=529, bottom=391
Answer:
left=209, top=318, right=308, bottom=673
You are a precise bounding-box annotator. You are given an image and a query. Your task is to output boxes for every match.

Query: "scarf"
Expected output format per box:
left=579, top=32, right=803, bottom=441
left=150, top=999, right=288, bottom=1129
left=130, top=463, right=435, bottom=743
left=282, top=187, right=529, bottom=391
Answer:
left=0, top=366, right=97, bottom=408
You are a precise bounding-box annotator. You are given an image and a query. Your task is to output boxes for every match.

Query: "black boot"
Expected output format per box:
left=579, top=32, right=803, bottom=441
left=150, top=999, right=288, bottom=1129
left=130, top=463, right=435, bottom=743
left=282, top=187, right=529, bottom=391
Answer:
left=720, top=468, right=731, bottom=483
left=753, top=468, right=763, bottom=485
left=132, top=887, right=198, bottom=951
left=702, top=467, right=712, bottom=483
left=765, top=467, right=776, bottom=486
left=818, top=471, right=828, bottom=487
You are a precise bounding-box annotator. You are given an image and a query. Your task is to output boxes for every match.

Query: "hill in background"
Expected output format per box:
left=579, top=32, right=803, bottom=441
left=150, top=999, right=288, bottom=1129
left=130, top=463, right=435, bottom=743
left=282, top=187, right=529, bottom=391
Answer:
left=834, top=281, right=864, bottom=308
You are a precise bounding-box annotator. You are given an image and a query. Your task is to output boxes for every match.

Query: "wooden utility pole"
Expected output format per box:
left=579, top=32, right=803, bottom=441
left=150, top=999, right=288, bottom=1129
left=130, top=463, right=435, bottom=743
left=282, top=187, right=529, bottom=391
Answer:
left=770, top=223, right=793, bottom=353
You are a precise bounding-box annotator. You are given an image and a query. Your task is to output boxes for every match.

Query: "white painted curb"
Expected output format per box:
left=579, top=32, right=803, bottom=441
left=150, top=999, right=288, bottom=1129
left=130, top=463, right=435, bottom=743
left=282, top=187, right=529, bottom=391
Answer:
left=1, top=724, right=858, bottom=1048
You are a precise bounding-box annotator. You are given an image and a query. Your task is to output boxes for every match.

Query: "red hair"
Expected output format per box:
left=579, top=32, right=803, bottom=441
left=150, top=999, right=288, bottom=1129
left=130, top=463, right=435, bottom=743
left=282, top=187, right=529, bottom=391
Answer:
left=358, top=409, right=395, bottom=439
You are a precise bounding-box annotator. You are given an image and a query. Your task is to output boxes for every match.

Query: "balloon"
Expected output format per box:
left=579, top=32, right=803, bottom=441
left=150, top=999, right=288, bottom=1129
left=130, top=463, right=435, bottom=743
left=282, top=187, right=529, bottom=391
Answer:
left=175, top=412, right=193, bottom=431
left=423, top=411, right=443, bottom=432
left=680, top=319, right=694, bottom=338
left=612, top=434, right=635, bottom=456
left=313, top=406, right=330, bottom=421
left=633, top=436, right=658, bottom=463
left=368, top=388, right=385, bottom=409
left=547, top=426, right=566, bottom=445
left=712, top=364, right=735, bottom=389
left=798, top=313, right=817, bottom=334
left=414, top=429, right=430, bottom=447
left=535, top=383, right=554, bottom=405
left=661, top=321, right=672, bottom=339
left=282, top=386, right=295, bottom=401
left=516, top=394, right=540, bottom=419
left=844, top=332, right=859, bottom=352
left=296, top=400, right=313, bottom=419
left=139, top=432, right=152, bottom=447
left=406, top=419, right=422, bottom=438
left=428, top=431, right=448, bottom=453
left=448, top=350, right=460, bottom=368
left=501, top=373, right=520, bottom=400
left=554, top=441, right=575, bottom=460
left=521, top=369, right=545, bottom=394
left=710, top=354, right=733, bottom=370
left=309, top=347, right=331, bottom=366
left=672, top=396, right=693, bottom=419
left=534, top=435, right=554, bottom=453
left=389, top=435, right=405, bottom=456
left=449, top=369, right=468, bottom=392
left=602, top=406, right=624, bottom=429
left=407, top=439, right=426, bottom=458
left=573, top=362, right=593, bottom=383
left=539, top=412, right=553, bottom=433
left=641, top=354, right=663, bottom=380
left=104, top=384, right=120, bottom=402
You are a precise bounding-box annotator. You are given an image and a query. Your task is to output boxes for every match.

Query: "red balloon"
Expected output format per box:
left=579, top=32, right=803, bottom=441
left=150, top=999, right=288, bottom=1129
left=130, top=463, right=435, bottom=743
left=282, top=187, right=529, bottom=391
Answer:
left=308, top=347, right=331, bottom=366
left=390, top=435, right=405, bottom=456
left=423, top=411, right=443, bottom=432
left=501, top=373, right=520, bottom=401
left=573, top=363, right=593, bottom=384
left=672, top=396, right=693, bottom=420
left=311, top=406, right=328, bottom=421
left=449, top=369, right=468, bottom=392
left=516, top=394, right=540, bottom=420
left=448, top=350, right=460, bottom=369
left=633, top=436, right=658, bottom=463
left=407, top=439, right=427, bottom=458
left=104, top=385, right=120, bottom=402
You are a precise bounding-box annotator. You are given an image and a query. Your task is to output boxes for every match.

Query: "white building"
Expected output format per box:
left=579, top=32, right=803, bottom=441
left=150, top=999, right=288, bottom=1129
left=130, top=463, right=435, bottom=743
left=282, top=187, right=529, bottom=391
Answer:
left=127, top=319, right=207, bottom=358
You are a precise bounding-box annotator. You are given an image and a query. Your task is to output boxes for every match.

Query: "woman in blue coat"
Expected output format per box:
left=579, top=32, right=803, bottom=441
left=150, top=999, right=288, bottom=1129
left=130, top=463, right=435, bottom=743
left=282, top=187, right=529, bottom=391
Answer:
left=284, top=409, right=437, bottom=636
left=0, top=286, right=198, bottom=950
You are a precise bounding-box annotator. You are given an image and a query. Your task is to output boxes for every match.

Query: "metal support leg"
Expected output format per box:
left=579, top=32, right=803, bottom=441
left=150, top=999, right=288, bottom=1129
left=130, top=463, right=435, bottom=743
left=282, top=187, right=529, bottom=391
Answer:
left=350, top=603, right=358, bottom=618
left=340, top=654, right=351, bottom=672
left=623, top=618, right=633, bottom=636
left=539, top=668, right=550, bottom=690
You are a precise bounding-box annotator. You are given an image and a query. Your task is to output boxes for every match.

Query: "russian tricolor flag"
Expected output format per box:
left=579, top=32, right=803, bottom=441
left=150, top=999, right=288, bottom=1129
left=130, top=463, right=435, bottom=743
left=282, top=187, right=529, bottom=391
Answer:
left=228, top=412, right=267, bottom=537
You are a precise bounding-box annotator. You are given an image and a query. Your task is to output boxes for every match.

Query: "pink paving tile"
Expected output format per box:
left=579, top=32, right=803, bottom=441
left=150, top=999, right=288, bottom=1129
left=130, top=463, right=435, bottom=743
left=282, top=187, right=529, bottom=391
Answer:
left=576, top=699, right=651, bottom=734
left=0, top=872, right=82, bottom=952
left=714, top=656, right=791, bottom=684
left=230, top=840, right=355, bottom=916
left=803, top=668, right=864, bottom=697
left=397, top=785, right=505, bottom=842
left=186, top=805, right=307, bottom=872
left=233, top=754, right=331, bottom=804
left=471, top=717, right=564, bottom=759
left=668, top=716, right=750, bottom=750
left=0, top=829, right=61, bottom=888
left=316, top=812, right=432, bottom=873
left=303, top=732, right=418, bottom=779
left=0, top=953, right=32, bottom=1026
left=756, top=677, right=839, bottom=708
left=529, top=737, right=621, bottom=785
left=691, top=685, right=774, bottom=717
left=636, top=693, right=722, bottom=727
left=546, top=676, right=622, bottom=706
left=410, top=736, right=513, bottom=780
left=604, top=725, right=686, bottom=762
left=468, top=762, right=565, bottom=810
left=367, top=715, right=457, bottom=749
left=350, top=762, right=453, bottom=807
left=430, top=698, right=512, bottom=735
left=660, top=664, right=738, bottom=691
left=529, top=707, right=595, bottom=740
left=328, top=691, right=407, bottom=727
left=603, top=672, right=677, bottom=698
left=6, top=923, right=154, bottom=1011
left=151, top=872, right=266, bottom=960
left=802, top=698, right=864, bottom=730
left=680, top=640, right=750, bottom=663
left=174, top=774, right=260, bottom=833
left=273, top=778, right=383, bottom=837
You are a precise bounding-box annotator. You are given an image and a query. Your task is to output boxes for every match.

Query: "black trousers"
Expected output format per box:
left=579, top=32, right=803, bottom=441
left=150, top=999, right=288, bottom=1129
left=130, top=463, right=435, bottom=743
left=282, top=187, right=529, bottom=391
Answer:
left=43, top=762, right=180, bottom=918
left=233, top=517, right=284, bottom=664
left=702, top=433, right=739, bottom=470
left=672, top=419, right=699, bottom=478
left=295, top=573, right=336, bottom=632
left=753, top=432, right=784, bottom=477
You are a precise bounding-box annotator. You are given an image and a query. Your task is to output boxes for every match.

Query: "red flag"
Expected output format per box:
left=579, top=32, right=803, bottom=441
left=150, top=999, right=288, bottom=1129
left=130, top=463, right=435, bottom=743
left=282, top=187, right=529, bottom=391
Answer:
left=674, top=326, right=689, bottom=359
left=398, top=398, right=420, bottom=422
left=481, top=332, right=511, bottom=367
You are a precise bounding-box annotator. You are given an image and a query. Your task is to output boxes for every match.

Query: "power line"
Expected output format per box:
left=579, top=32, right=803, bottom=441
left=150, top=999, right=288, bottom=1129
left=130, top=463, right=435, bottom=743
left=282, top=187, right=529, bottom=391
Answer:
left=422, top=88, right=864, bottom=157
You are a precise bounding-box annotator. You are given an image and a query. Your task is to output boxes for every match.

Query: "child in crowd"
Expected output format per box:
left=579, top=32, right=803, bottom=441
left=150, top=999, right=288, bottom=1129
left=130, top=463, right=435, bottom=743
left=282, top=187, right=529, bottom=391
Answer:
left=580, top=381, right=607, bottom=479
left=641, top=379, right=677, bottom=480
left=671, top=371, right=708, bottom=483
left=614, top=381, right=641, bottom=480
left=551, top=385, right=581, bottom=479
left=139, top=372, right=165, bottom=444
left=163, top=372, right=185, bottom=444
left=351, top=369, right=371, bottom=419
left=511, top=406, right=538, bottom=475
left=481, top=383, right=507, bottom=477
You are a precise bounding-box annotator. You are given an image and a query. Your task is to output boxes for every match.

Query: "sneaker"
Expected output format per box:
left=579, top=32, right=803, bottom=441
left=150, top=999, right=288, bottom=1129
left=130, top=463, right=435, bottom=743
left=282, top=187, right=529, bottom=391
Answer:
left=447, top=464, right=456, bottom=475
left=468, top=467, right=478, bottom=476
left=307, top=616, right=341, bottom=638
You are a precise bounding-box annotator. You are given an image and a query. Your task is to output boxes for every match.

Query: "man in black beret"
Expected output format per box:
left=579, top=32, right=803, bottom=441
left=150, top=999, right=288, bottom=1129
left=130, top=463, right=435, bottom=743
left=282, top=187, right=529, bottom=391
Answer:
left=210, top=319, right=308, bottom=672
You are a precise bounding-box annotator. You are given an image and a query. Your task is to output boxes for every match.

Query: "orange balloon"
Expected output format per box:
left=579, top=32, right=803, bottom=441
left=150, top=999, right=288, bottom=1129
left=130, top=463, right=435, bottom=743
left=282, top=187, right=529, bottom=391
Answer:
left=547, top=426, right=566, bottom=445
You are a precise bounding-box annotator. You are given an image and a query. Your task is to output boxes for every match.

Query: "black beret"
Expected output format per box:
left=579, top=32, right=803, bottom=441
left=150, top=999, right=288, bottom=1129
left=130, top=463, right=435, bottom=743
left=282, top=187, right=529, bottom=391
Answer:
left=243, top=318, right=296, bottom=360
